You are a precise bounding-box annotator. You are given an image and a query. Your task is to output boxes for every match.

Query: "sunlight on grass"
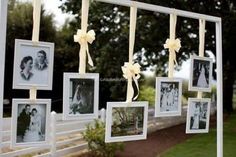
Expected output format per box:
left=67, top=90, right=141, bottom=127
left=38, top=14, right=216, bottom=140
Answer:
left=159, top=113, right=236, bottom=157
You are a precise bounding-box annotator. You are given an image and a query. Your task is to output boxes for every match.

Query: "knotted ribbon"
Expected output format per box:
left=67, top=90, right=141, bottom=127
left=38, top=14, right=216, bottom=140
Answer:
left=122, top=62, right=141, bottom=101
left=75, top=0, right=95, bottom=74
left=122, top=5, right=140, bottom=103
left=164, top=13, right=181, bottom=78
left=74, top=29, right=95, bottom=67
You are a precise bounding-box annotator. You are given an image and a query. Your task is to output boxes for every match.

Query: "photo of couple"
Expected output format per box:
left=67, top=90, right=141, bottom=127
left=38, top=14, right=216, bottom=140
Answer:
left=186, top=98, right=211, bottom=134
left=16, top=104, right=46, bottom=143
left=13, top=39, right=54, bottom=90
left=20, top=50, right=48, bottom=81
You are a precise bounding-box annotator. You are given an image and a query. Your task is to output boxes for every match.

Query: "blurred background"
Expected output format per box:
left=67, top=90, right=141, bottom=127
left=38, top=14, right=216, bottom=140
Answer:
left=3, top=0, right=236, bottom=116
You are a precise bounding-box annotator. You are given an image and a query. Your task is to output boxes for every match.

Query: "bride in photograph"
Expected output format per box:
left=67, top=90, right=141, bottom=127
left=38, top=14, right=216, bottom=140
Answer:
left=23, top=108, right=42, bottom=142
left=191, top=103, right=200, bottom=129
left=197, top=64, right=208, bottom=87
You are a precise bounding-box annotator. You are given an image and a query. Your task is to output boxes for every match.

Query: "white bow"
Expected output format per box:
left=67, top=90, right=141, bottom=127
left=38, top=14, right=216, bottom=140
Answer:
left=74, top=29, right=96, bottom=66
left=164, top=38, right=181, bottom=64
left=121, top=62, right=141, bottom=101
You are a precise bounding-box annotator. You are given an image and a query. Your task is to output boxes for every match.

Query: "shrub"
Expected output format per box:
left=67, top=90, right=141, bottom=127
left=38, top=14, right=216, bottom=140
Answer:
left=82, top=120, right=124, bottom=157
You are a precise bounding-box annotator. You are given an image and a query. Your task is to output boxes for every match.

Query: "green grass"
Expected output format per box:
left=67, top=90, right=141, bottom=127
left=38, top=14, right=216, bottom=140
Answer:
left=159, top=113, right=236, bottom=157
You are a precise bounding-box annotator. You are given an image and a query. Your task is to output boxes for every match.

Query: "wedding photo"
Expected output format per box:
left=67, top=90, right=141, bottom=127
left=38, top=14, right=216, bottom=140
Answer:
left=13, top=39, right=54, bottom=90
left=186, top=98, right=211, bottom=134
left=155, top=77, right=182, bottom=117
left=63, top=73, right=99, bottom=120
left=105, top=102, right=148, bottom=143
left=11, top=99, right=51, bottom=147
left=189, top=55, right=213, bottom=92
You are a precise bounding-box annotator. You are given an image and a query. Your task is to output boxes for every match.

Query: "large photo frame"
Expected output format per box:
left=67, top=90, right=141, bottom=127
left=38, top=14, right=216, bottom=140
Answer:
left=186, top=98, right=211, bottom=134
left=13, top=39, right=54, bottom=90
left=63, top=73, right=99, bottom=120
left=11, top=99, right=51, bottom=147
left=155, top=77, right=182, bottom=117
left=189, top=55, right=213, bottom=92
left=105, top=101, right=148, bottom=143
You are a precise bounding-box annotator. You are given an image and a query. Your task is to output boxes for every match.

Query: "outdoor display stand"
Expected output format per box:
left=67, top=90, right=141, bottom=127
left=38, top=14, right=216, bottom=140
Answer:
left=0, top=0, right=223, bottom=156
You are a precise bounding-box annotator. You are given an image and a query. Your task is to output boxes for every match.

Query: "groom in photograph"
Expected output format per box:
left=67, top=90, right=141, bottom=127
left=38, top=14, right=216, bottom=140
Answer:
left=17, top=104, right=31, bottom=139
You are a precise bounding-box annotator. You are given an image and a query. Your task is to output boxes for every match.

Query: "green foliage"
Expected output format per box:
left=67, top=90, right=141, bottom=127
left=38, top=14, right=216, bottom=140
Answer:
left=138, top=85, right=155, bottom=107
left=82, top=120, right=124, bottom=157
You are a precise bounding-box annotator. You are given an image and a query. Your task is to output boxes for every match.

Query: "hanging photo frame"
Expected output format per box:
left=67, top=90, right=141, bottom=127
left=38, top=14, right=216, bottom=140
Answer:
left=12, top=39, right=54, bottom=90
left=11, top=99, right=51, bottom=147
left=186, top=98, right=211, bottom=134
left=189, top=55, right=213, bottom=92
left=105, top=101, right=148, bottom=143
left=155, top=77, right=182, bottom=117
left=63, top=73, right=99, bottom=120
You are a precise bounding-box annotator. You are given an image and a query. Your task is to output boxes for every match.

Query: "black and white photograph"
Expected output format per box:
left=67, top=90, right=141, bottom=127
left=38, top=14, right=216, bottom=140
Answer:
left=63, top=73, right=99, bottom=120
left=11, top=99, right=51, bottom=147
left=105, top=102, right=148, bottom=143
left=13, top=39, right=54, bottom=90
left=189, top=55, right=213, bottom=92
left=186, top=98, right=211, bottom=134
left=155, top=77, right=182, bottom=117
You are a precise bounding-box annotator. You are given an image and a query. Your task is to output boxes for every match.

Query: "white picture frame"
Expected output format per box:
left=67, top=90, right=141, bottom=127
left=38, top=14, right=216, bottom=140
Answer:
left=11, top=99, right=51, bottom=147
left=189, top=55, right=213, bottom=92
left=13, top=39, right=54, bottom=90
left=186, top=98, right=211, bottom=134
left=155, top=77, right=182, bottom=117
left=63, top=73, right=99, bottom=120
left=105, top=101, right=148, bottom=143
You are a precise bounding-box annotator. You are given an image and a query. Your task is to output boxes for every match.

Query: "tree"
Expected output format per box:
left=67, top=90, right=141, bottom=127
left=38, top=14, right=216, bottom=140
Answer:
left=4, top=0, right=57, bottom=113
left=60, top=0, right=236, bottom=112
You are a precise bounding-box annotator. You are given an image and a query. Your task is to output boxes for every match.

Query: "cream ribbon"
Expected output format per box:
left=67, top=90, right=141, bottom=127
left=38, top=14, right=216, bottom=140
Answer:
left=74, top=29, right=95, bottom=67
left=32, top=0, right=41, bottom=42
left=123, top=5, right=139, bottom=103
left=30, top=0, right=41, bottom=101
left=197, top=19, right=206, bottom=99
left=122, top=62, right=141, bottom=101
left=164, top=14, right=181, bottom=78
left=75, top=0, right=95, bottom=74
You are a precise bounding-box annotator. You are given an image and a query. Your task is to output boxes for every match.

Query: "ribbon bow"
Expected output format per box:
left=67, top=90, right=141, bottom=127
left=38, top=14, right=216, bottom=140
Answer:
left=74, top=29, right=96, bottom=66
left=164, top=38, right=181, bottom=64
left=122, top=62, right=141, bottom=100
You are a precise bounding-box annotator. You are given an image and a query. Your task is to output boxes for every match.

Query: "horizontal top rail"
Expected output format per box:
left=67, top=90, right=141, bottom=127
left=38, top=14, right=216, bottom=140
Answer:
left=95, top=0, right=221, bottom=22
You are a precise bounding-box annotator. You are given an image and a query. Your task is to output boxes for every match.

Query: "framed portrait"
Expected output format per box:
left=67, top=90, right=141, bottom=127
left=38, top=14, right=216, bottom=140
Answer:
left=186, top=98, right=211, bottom=134
left=155, top=77, right=182, bottom=117
left=63, top=73, right=99, bottom=120
left=189, top=55, right=213, bottom=92
left=11, top=99, right=51, bottom=147
left=105, top=101, right=148, bottom=143
left=13, top=39, right=54, bottom=90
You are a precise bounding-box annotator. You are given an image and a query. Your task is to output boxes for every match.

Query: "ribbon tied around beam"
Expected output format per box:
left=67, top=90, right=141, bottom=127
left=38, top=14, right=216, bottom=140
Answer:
left=164, top=38, right=181, bottom=64
left=74, top=29, right=96, bottom=67
left=122, top=62, right=141, bottom=101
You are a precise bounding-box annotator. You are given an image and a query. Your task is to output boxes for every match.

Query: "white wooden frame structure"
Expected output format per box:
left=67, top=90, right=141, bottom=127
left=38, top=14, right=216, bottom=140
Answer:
left=0, top=0, right=223, bottom=156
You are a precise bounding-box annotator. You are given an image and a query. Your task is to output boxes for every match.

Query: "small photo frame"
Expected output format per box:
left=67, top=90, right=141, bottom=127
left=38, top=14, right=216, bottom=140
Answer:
left=11, top=99, right=51, bottom=147
left=189, top=55, right=213, bottom=92
left=155, top=77, right=182, bottom=117
left=105, top=101, right=148, bottom=143
left=186, top=98, right=211, bottom=134
left=63, top=73, right=99, bottom=120
left=13, top=39, right=54, bottom=90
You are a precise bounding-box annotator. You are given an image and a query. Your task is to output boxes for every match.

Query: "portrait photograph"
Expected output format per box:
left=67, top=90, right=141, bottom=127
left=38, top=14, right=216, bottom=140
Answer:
left=155, top=77, right=182, bottom=117
left=105, top=102, right=148, bottom=143
left=63, top=73, right=99, bottom=120
left=13, top=39, right=54, bottom=90
left=11, top=99, right=51, bottom=147
left=189, top=55, right=213, bottom=92
left=186, top=98, right=211, bottom=134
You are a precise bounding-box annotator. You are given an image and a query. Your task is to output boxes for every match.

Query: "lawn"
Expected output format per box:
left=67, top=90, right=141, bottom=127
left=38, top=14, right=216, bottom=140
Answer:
left=159, top=112, right=236, bottom=157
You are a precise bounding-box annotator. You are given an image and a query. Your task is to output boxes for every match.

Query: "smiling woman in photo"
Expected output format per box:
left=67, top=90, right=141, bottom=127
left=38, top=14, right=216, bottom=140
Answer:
left=20, top=56, right=34, bottom=80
